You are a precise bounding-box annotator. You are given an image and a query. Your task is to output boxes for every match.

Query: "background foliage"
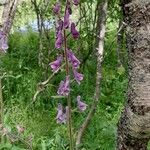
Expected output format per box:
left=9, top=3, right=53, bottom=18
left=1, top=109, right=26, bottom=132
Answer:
left=0, top=0, right=130, bottom=149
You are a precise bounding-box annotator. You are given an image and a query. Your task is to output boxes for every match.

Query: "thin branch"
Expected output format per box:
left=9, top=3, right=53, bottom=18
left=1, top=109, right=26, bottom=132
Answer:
left=32, top=64, right=65, bottom=102
left=76, top=0, right=108, bottom=148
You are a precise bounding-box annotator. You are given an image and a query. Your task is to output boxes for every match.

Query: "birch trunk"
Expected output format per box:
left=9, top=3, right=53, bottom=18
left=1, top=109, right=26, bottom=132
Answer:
left=117, top=0, right=150, bottom=149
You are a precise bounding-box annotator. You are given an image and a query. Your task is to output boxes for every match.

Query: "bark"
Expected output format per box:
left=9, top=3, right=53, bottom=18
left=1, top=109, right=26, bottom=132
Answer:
left=117, top=0, right=150, bottom=150
left=76, top=0, right=108, bottom=149
left=1, top=0, right=19, bottom=34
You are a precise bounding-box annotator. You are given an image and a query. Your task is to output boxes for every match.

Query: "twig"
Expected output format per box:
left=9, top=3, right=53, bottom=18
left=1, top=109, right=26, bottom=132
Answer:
left=32, top=64, right=65, bottom=102
left=76, top=0, right=108, bottom=148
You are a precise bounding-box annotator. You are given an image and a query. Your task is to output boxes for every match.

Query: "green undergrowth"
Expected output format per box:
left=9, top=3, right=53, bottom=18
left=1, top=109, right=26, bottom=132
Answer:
left=0, top=29, right=128, bottom=150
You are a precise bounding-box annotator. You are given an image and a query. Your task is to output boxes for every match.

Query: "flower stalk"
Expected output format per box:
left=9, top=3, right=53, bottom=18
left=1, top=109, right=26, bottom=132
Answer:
left=63, top=19, right=74, bottom=150
left=51, top=0, right=86, bottom=149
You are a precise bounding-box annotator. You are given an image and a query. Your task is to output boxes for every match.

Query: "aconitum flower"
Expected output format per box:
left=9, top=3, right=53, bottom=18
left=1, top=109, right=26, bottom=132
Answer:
left=73, top=69, right=83, bottom=84
left=71, top=22, right=79, bottom=39
left=56, top=104, right=66, bottom=124
left=0, top=31, right=4, bottom=39
left=63, top=9, right=70, bottom=29
left=56, top=20, right=63, bottom=34
left=55, top=31, right=63, bottom=49
left=53, top=2, right=61, bottom=15
left=67, top=49, right=80, bottom=68
left=57, top=76, right=70, bottom=96
left=73, top=0, right=80, bottom=5
left=49, top=55, right=63, bottom=72
left=77, top=96, right=88, bottom=112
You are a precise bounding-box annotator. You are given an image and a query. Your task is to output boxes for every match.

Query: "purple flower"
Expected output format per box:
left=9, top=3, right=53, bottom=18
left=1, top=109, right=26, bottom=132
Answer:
left=0, top=31, right=8, bottom=53
left=57, top=76, right=70, bottom=96
left=56, top=104, right=66, bottom=124
left=56, top=20, right=63, bottom=33
left=71, top=22, right=79, bottom=39
left=67, top=49, right=80, bottom=68
left=0, top=31, right=4, bottom=39
left=73, top=0, right=80, bottom=6
left=49, top=55, right=63, bottom=72
left=53, top=2, right=61, bottom=15
left=55, top=31, right=63, bottom=49
left=73, top=69, right=83, bottom=84
left=63, top=9, right=70, bottom=29
left=77, top=96, right=88, bottom=112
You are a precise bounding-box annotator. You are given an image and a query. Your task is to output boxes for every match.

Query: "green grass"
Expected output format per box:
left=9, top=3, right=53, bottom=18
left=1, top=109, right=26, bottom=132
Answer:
left=0, top=27, right=128, bottom=150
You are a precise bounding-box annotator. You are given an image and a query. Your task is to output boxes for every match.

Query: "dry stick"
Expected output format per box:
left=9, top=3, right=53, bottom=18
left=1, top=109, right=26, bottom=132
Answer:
left=76, top=0, right=108, bottom=148
left=32, top=64, right=65, bottom=102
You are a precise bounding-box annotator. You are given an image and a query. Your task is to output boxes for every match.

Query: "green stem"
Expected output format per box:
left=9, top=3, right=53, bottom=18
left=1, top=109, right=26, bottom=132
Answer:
left=0, top=79, right=4, bottom=142
left=64, top=29, right=73, bottom=150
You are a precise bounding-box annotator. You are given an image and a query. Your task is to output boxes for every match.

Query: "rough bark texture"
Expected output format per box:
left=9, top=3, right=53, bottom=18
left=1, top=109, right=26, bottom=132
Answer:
left=117, top=0, right=150, bottom=150
left=1, top=0, right=19, bottom=34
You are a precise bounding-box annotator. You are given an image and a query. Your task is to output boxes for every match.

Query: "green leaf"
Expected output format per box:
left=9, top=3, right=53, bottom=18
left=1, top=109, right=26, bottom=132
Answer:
left=117, top=66, right=125, bottom=75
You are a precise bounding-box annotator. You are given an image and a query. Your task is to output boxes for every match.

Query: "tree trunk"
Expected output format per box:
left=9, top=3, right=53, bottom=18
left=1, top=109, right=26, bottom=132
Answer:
left=117, top=0, right=150, bottom=150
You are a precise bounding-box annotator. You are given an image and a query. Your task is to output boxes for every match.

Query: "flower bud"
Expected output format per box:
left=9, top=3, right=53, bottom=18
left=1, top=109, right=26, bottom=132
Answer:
left=77, top=96, right=88, bottom=112
left=49, top=55, right=63, bottom=72
left=71, top=22, right=79, bottom=39
left=55, top=31, right=63, bottom=49
left=53, top=2, right=61, bottom=15
left=63, top=9, right=70, bottom=29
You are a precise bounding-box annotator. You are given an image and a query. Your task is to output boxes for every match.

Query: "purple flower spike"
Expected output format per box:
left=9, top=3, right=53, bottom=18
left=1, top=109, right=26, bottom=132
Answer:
left=71, top=22, right=79, bottom=39
left=56, top=104, right=66, bottom=124
left=57, top=76, right=70, bottom=96
left=49, top=55, right=63, bottom=72
left=77, top=96, right=88, bottom=112
left=63, top=9, right=70, bottom=29
left=53, top=2, right=61, bottom=15
left=73, top=69, right=83, bottom=84
left=55, top=31, right=63, bottom=49
left=67, top=49, right=80, bottom=68
left=73, top=0, right=80, bottom=6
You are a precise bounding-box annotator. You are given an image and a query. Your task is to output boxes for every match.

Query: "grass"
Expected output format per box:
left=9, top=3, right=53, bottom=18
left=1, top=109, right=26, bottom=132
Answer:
left=0, top=27, right=128, bottom=149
